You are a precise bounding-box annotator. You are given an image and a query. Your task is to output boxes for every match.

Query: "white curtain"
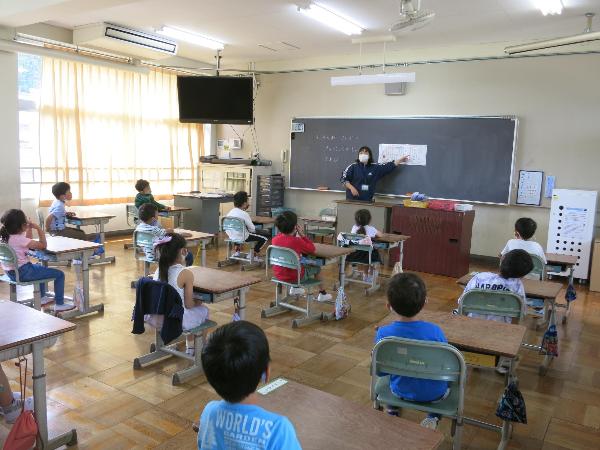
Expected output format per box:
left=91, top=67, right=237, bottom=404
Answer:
left=38, top=57, right=202, bottom=205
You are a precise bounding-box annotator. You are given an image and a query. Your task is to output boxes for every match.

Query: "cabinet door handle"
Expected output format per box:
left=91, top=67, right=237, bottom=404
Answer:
left=449, top=239, right=458, bottom=243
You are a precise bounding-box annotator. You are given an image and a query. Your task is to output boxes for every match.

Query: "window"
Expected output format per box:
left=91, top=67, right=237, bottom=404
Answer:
left=17, top=54, right=203, bottom=206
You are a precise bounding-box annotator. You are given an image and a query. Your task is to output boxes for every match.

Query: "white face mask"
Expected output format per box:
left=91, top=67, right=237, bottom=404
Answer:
left=358, top=154, right=369, bottom=163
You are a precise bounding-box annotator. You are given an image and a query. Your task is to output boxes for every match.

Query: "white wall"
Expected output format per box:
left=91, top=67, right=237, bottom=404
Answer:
left=220, top=53, right=600, bottom=257
left=0, top=51, right=20, bottom=214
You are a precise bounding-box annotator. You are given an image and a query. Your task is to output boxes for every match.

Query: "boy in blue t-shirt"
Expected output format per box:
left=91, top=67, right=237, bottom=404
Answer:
left=376, top=273, right=449, bottom=430
left=198, top=321, right=302, bottom=450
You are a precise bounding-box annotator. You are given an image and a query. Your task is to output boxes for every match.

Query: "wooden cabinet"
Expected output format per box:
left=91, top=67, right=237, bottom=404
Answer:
left=390, top=206, right=475, bottom=278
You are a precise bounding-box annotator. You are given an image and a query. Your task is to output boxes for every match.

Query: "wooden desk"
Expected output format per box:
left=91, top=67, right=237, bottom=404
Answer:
left=255, top=379, right=443, bottom=450
left=0, top=301, right=77, bottom=449
left=67, top=212, right=116, bottom=264
left=175, top=228, right=214, bottom=267
left=251, top=215, right=276, bottom=226
left=300, top=216, right=336, bottom=242
left=546, top=253, right=578, bottom=324
left=42, top=236, right=103, bottom=319
left=162, top=206, right=192, bottom=228
left=188, top=266, right=261, bottom=320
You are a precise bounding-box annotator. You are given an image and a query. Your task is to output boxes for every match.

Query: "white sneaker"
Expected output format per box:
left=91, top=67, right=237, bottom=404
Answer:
left=420, top=416, right=440, bottom=430
left=289, top=287, right=305, bottom=296
left=252, top=256, right=264, bottom=263
left=2, top=398, right=24, bottom=424
left=54, top=302, right=76, bottom=312
left=232, top=251, right=241, bottom=257
left=317, top=292, right=332, bottom=302
left=41, top=295, right=55, bottom=305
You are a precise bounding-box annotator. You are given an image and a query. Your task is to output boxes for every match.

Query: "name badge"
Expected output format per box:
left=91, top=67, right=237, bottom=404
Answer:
left=361, top=184, right=369, bottom=191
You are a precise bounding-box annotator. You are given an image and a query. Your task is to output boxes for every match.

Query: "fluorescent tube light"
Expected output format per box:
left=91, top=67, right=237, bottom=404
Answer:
left=535, top=0, right=563, bottom=16
left=504, top=30, right=600, bottom=54
left=298, top=2, right=363, bottom=36
left=330, top=72, right=416, bottom=86
left=158, top=26, right=224, bottom=50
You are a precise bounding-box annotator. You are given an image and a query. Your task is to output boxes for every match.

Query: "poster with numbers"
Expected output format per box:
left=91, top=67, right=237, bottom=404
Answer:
left=516, top=170, right=543, bottom=206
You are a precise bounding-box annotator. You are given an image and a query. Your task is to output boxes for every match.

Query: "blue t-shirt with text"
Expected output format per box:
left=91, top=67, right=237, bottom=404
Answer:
left=198, top=400, right=302, bottom=450
left=375, top=321, right=449, bottom=402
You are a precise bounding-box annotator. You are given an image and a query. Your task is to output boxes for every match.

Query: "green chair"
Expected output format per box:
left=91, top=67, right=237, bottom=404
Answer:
left=217, top=216, right=262, bottom=271
left=338, top=232, right=381, bottom=295
left=371, top=337, right=467, bottom=449
left=526, top=254, right=546, bottom=281
left=133, top=230, right=156, bottom=275
left=261, top=245, right=326, bottom=328
left=458, top=289, right=525, bottom=322
left=305, top=208, right=336, bottom=243
left=0, top=243, right=54, bottom=310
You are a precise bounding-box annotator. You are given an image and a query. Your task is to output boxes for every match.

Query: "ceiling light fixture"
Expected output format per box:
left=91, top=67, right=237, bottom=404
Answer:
left=505, top=13, right=597, bottom=54
left=330, top=72, right=415, bottom=86
left=534, top=0, right=563, bottom=16
left=157, top=26, right=224, bottom=50
left=297, top=2, right=364, bottom=36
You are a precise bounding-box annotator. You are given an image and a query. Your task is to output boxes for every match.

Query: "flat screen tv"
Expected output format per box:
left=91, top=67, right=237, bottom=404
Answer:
left=177, top=76, right=254, bottom=124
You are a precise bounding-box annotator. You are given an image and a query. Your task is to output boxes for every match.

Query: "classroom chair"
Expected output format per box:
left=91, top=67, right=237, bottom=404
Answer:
left=130, top=230, right=156, bottom=288
left=217, top=216, right=262, bottom=271
left=524, top=253, right=552, bottom=325
left=458, top=289, right=525, bottom=322
left=0, top=243, right=55, bottom=310
left=371, top=337, right=467, bottom=450
left=132, top=278, right=217, bottom=385
left=123, top=204, right=140, bottom=249
left=526, top=254, right=547, bottom=281
left=337, top=232, right=381, bottom=295
left=305, top=208, right=336, bottom=243
left=261, top=245, right=327, bottom=328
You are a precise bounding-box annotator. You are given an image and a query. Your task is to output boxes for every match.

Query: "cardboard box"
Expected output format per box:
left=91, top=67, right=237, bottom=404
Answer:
left=590, top=239, right=600, bottom=292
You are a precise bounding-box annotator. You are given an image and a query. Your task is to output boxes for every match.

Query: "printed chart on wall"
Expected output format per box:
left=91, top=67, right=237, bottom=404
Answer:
left=563, top=207, right=588, bottom=239
left=378, top=144, right=427, bottom=166
left=516, top=170, right=543, bottom=206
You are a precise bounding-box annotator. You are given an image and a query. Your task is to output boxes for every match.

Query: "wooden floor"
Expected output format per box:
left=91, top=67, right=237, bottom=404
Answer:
left=1, top=238, right=600, bottom=450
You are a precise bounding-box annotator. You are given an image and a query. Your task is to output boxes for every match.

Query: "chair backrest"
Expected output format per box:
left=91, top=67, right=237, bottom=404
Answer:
left=221, top=216, right=245, bottom=235
left=266, top=245, right=301, bottom=284
left=133, top=230, right=156, bottom=260
left=0, top=244, right=20, bottom=281
left=36, top=209, right=45, bottom=230
left=526, top=253, right=546, bottom=281
left=458, top=288, right=524, bottom=321
left=319, top=208, right=336, bottom=221
left=370, top=337, right=466, bottom=412
left=126, top=204, right=140, bottom=226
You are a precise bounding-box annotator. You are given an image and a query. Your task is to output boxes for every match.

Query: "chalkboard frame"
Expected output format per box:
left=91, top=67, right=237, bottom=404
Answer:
left=288, top=115, right=518, bottom=205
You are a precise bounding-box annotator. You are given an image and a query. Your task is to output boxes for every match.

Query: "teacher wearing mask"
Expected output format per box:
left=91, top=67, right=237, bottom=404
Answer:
left=340, top=146, right=409, bottom=202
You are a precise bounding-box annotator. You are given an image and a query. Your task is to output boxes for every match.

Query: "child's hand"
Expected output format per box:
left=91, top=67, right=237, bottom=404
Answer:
left=66, top=211, right=76, bottom=218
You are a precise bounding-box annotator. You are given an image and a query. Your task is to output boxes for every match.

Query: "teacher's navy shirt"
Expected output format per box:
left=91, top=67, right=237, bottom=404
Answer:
left=340, top=161, right=396, bottom=201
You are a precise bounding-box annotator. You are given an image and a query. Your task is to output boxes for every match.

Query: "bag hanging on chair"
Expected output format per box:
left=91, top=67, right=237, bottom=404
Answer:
left=334, top=286, right=350, bottom=320
left=495, top=381, right=527, bottom=424
left=3, top=357, right=39, bottom=450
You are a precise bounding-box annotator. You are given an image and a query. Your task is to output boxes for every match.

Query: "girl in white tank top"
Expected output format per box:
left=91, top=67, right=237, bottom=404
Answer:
left=152, top=233, right=209, bottom=355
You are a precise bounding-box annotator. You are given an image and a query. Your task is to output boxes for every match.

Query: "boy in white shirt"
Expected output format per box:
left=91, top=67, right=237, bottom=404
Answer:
left=225, top=191, right=270, bottom=259
left=501, top=218, right=546, bottom=263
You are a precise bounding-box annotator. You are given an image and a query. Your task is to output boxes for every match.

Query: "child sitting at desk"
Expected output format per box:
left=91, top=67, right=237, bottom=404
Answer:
left=225, top=191, right=271, bottom=260
left=150, top=233, right=208, bottom=355
left=198, top=321, right=301, bottom=450
left=45, top=182, right=87, bottom=240
left=345, top=208, right=382, bottom=283
left=500, top=217, right=546, bottom=263
left=376, top=273, right=449, bottom=430
left=136, top=203, right=193, bottom=266
left=458, top=249, right=533, bottom=373
left=1, top=209, right=73, bottom=312
left=135, top=179, right=170, bottom=211
left=272, top=211, right=332, bottom=302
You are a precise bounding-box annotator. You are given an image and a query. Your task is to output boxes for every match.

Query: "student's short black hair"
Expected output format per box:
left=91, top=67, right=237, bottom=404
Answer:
left=355, top=146, right=374, bottom=164
left=275, top=211, right=297, bottom=234
left=233, top=191, right=249, bottom=208
left=135, top=179, right=150, bottom=192
left=387, top=273, right=427, bottom=318
left=51, top=182, right=71, bottom=199
left=201, top=321, right=270, bottom=403
left=515, top=217, right=537, bottom=240
left=138, top=203, right=158, bottom=223
left=500, top=249, right=533, bottom=279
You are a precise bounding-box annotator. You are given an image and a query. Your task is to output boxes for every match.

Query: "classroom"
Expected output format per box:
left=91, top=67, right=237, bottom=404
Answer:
left=1, top=1, right=600, bottom=449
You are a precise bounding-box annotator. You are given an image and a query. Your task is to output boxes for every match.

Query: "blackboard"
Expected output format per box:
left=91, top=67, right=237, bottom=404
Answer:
left=289, top=116, right=517, bottom=204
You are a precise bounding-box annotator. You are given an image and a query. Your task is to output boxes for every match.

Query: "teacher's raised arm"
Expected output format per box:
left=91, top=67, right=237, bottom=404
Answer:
left=340, top=146, right=408, bottom=202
